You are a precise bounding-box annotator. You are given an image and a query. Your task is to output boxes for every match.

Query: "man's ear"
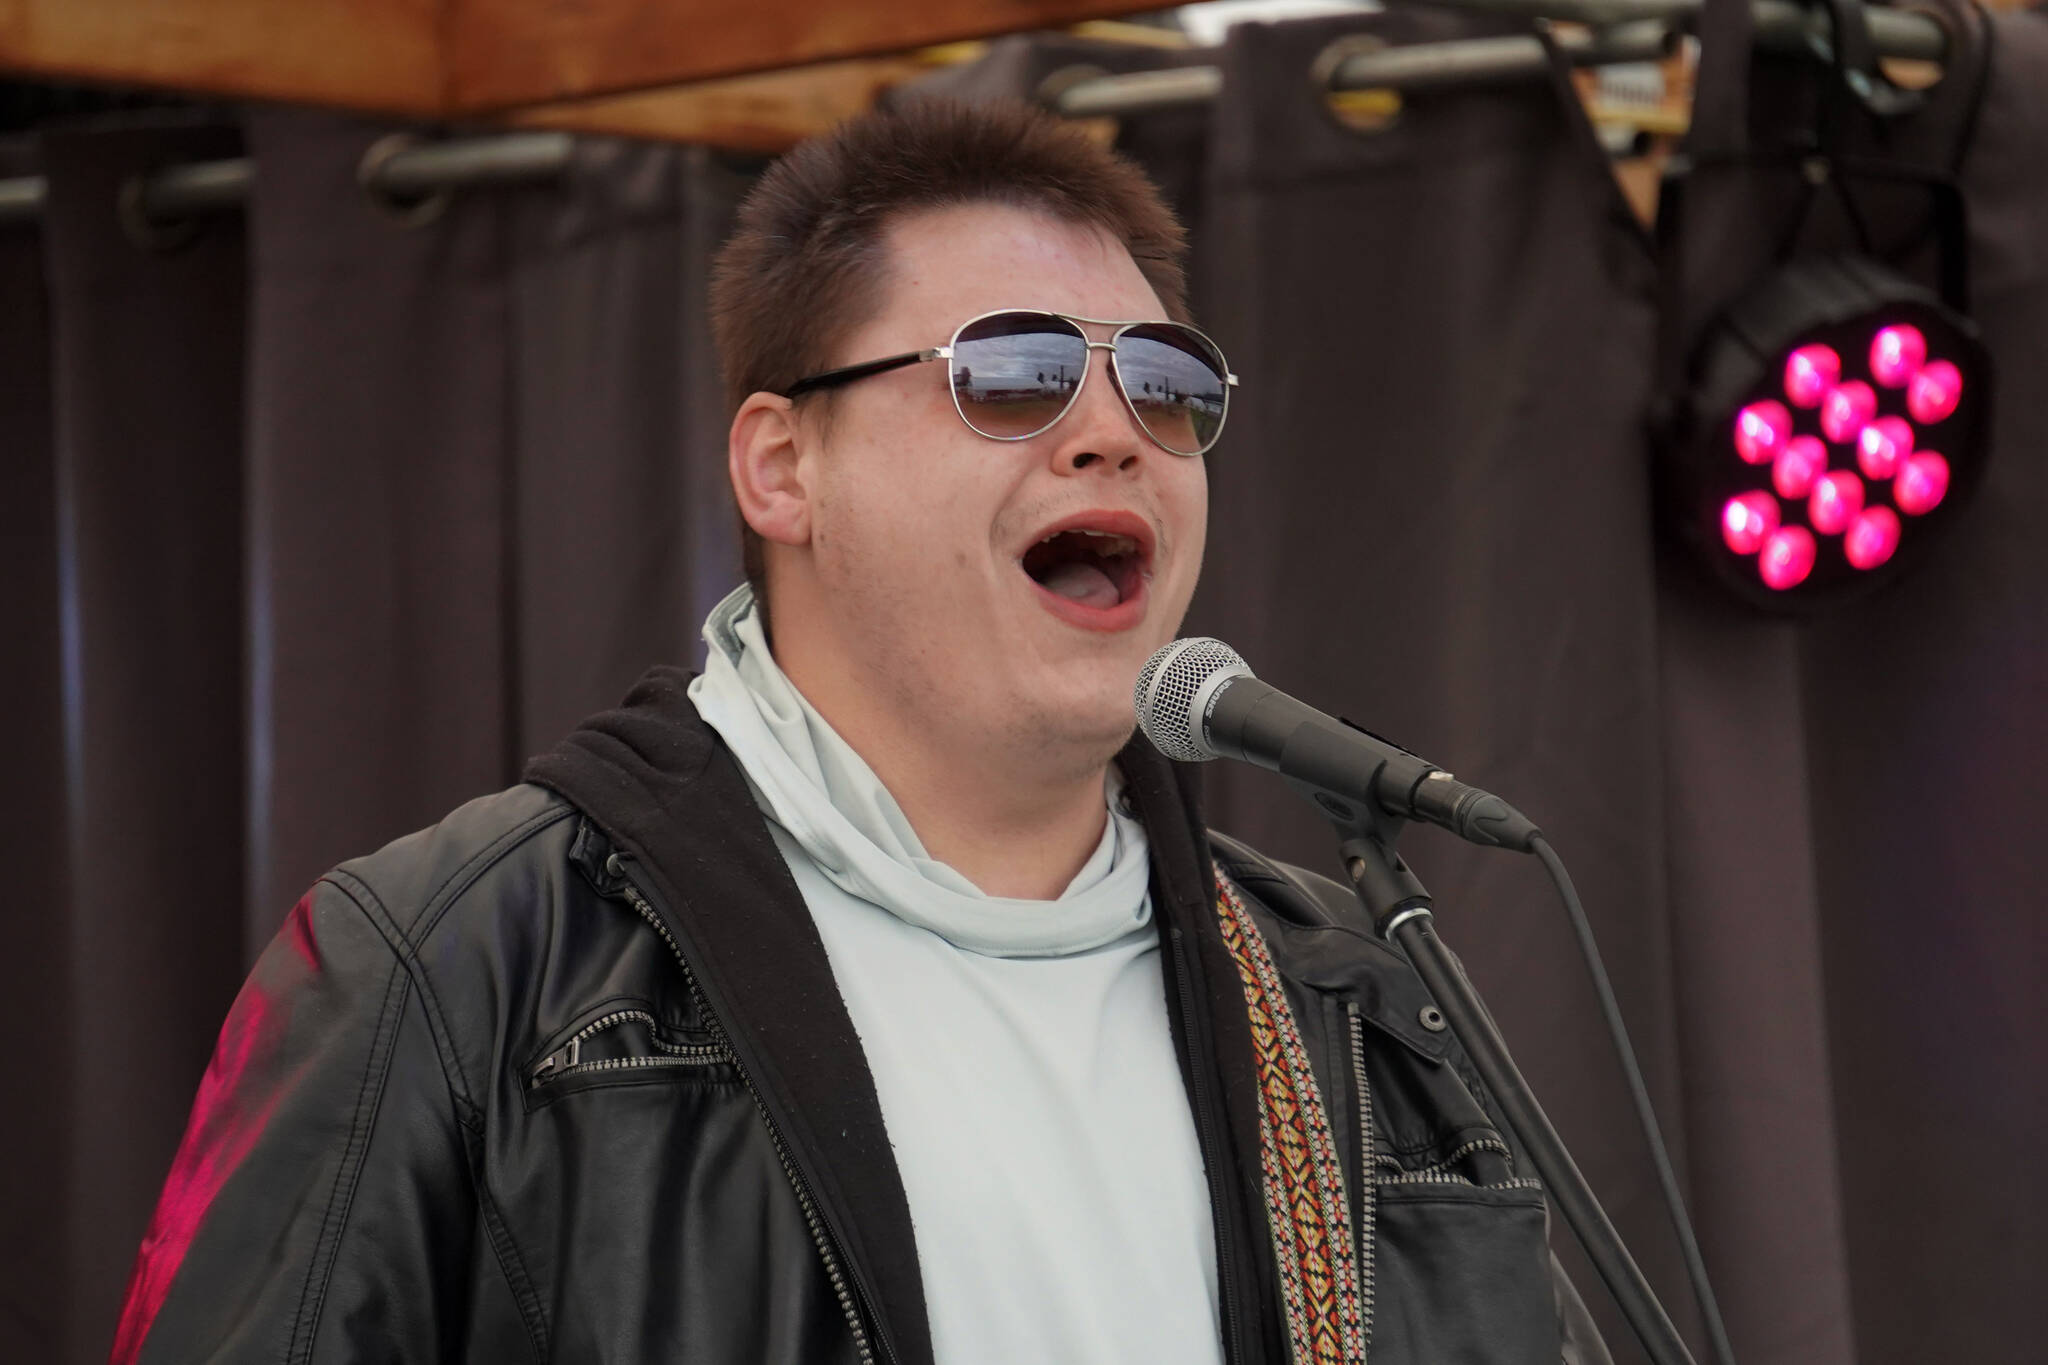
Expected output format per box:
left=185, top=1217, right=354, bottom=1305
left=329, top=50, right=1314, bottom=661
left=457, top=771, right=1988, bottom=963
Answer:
left=729, top=393, right=812, bottom=549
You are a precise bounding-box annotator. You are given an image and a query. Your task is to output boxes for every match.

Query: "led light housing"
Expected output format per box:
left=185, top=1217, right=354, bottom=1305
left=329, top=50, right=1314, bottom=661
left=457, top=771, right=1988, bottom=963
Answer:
left=1663, top=254, right=1992, bottom=612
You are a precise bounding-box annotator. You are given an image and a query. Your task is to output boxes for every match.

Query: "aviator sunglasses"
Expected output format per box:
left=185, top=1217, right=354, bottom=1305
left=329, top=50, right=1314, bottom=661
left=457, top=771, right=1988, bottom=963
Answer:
left=779, top=308, right=1238, bottom=457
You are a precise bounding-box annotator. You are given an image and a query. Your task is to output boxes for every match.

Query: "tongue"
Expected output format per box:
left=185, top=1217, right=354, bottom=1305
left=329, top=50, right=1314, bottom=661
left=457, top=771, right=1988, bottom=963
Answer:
left=1037, top=559, right=1120, bottom=608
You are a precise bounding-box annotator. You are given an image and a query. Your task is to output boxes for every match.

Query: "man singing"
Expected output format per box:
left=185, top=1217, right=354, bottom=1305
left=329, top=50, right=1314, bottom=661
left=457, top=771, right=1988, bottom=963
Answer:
left=112, top=98, right=1604, bottom=1365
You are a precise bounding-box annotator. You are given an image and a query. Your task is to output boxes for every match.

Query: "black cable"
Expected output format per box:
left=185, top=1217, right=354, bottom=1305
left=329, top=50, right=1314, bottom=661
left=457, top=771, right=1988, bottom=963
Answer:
left=1529, top=835, right=1738, bottom=1365
left=1386, top=914, right=1697, bottom=1365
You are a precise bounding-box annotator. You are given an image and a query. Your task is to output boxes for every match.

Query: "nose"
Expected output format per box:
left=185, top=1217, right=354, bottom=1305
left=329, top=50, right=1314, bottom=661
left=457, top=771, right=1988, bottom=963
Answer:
left=1049, top=340, right=1148, bottom=476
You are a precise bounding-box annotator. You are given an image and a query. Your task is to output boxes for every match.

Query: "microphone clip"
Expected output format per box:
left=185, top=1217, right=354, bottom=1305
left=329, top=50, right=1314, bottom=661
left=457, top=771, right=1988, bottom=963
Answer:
left=1288, top=776, right=1435, bottom=939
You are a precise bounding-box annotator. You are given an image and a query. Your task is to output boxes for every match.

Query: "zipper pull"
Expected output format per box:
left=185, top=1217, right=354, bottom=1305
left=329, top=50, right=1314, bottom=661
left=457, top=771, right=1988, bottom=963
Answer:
left=530, top=1036, right=582, bottom=1086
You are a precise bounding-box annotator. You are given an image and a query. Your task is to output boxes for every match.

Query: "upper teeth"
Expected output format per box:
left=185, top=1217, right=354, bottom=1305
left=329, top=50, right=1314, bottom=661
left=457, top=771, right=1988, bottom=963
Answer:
left=1038, top=529, right=1139, bottom=554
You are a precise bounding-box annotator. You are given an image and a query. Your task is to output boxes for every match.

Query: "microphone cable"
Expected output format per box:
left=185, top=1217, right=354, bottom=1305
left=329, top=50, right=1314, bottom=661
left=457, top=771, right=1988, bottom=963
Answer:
left=1530, top=834, right=1738, bottom=1365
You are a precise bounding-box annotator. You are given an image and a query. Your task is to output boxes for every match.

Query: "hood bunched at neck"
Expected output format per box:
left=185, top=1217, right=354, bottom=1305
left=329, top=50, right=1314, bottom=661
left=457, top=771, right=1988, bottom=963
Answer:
left=521, top=664, right=719, bottom=842
left=684, top=584, right=1154, bottom=959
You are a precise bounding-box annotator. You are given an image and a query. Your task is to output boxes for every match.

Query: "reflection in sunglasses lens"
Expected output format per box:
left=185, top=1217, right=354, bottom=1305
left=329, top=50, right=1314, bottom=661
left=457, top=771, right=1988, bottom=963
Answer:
left=948, top=313, right=1229, bottom=453
left=952, top=315, right=1089, bottom=439
left=1117, top=326, right=1227, bottom=456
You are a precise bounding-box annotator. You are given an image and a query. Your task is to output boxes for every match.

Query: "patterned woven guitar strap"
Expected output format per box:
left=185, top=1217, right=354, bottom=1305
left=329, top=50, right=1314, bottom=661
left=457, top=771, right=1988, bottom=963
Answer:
left=1214, top=874, right=1369, bottom=1365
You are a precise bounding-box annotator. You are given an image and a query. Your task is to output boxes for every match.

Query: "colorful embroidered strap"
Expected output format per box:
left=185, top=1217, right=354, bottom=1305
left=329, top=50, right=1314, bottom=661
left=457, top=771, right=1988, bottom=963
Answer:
left=1214, top=875, right=1369, bottom=1365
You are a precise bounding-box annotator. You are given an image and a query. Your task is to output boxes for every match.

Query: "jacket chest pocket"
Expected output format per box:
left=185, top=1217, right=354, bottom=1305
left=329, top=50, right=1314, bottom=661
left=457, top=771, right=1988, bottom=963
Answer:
left=524, top=1000, right=737, bottom=1109
left=1342, top=1003, right=1564, bottom=1363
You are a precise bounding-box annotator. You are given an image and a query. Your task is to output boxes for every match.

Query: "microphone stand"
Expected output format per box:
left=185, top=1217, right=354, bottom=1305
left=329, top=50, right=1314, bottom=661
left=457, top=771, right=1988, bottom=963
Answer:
left=1315, top=789, right=1698, bottom=1365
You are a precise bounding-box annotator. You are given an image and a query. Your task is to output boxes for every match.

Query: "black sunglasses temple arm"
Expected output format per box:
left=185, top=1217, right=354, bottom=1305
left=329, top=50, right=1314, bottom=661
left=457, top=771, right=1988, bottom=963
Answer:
left=780, top=347, right=949, bottom=400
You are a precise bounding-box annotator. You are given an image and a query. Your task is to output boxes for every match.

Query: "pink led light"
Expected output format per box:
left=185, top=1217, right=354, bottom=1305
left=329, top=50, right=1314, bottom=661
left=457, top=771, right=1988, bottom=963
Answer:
left=1895, top=451, right=1951, bottom=516
left=1819, top=381, right=1877, bottom=444
left=1759, top=526, right=1818, bottom=591
left=1721, top=492, right=1781, bottom=556
left=1783, top=345, right=1841, bottom=408
left=1844, top=506, right=1902, bottom=571
left=1734, top=400, right=1792, bottom=464
left=1773, top=435, right=1828, bottom=500
left=1856, top=416, right=1914, bottom=481
left=1907, top=360, right=1962, bottom=423
left=1809, top=470, right=1865, bottom=536
left=1869, top=325, right=1927, bottom=388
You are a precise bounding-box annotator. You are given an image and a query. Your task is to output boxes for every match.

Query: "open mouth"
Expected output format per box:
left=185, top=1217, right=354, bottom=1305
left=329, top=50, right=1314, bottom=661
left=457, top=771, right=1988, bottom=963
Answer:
left=1021, top=527, right=1148, bottom=613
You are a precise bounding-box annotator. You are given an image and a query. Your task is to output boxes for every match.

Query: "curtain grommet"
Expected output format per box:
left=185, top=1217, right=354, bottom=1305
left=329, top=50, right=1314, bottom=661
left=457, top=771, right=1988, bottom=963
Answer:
left=357, top=133, right=454, bottom=230
left=116, top=175, right=205, bottom=254
left=1311, top=33, right=1404, bottom=135
left=1879, top=4, right=1956, bottom=93
left=1036, top=64, right=1122, bottom=147
left=1036, top=63, right=1112, bottom=111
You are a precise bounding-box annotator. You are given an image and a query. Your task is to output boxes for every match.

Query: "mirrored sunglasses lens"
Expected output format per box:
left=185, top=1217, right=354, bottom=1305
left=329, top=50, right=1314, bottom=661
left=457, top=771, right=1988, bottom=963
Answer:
left=1116, top=325, right=1229, bottom=455
left=950, top=314, right=1090, bottom=439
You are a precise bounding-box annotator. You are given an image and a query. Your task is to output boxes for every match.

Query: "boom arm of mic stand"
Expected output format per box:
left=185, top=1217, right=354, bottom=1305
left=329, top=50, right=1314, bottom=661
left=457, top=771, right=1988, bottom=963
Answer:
left=1331, top=821, right=1698, bottom=1365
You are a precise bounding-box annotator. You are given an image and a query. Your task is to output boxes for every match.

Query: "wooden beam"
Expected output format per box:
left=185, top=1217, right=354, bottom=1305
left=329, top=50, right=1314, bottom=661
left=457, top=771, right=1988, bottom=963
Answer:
left=0, top=0, right=1155, bottom=121
left=444, top=0, right=1153, bottom=112
left=500, top=22, right=1194, bottom=153
left=505, top=54, right=942, bottom=154
left=0, top=0, right=443, bottom=113
left=6, top=0, right=2034, bottom=132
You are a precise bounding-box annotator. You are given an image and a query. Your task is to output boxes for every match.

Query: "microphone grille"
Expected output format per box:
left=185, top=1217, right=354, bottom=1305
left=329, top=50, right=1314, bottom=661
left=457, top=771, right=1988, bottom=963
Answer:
left=1134, top=637, right=1253, bottom=762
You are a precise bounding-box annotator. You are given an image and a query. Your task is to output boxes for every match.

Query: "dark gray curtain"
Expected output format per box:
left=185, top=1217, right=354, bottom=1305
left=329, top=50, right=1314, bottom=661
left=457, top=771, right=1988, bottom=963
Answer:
left=1660, top=5, right=2047, bottom=1363
left=20, top=120, right=253, bottom=1365
left=1830, top=10, right=2048, bottom=1351
left=924, top=12, right=2044, bottom=1365
left=239, top=111, right=744, bottom=927
left=0, top=111, right=744, bottom=1365
left=0, top=130, right=66, bottom=1365
left=1186, top=9, right=2048, bottom=1363
left=1182, top=13, right=1715, bottom=1358
left=1708, top=5, right=2048, bottom=1362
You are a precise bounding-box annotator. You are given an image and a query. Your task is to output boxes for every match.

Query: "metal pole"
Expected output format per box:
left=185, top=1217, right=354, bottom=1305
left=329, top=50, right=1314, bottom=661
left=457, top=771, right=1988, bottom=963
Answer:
left=1049, top=0, right=1944, bottom=120
left=1324, top=20, right=1674, bottom=94
left=1052, top=21, right=1674, bottom=117
left=0, top=174, right=45, bottom=226
left=1407, top=0, right=1947, bottom=61
left=0, top=130, right=574, bottom=230
left=131, top=157, right=254, bottom=222
left=363, top=130, right=573, bottom=200
left=1753, top=0, right=1945, bottom=62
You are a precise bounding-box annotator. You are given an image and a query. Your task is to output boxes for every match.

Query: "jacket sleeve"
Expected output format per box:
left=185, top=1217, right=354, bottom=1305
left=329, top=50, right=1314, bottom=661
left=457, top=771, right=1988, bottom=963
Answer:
left=110, top=877, right=492, bottom=1364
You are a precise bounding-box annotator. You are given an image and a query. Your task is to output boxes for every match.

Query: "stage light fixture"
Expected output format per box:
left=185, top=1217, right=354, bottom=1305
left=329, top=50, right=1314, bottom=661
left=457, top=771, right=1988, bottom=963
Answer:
left=1665, top=253, right=1992, bottom=611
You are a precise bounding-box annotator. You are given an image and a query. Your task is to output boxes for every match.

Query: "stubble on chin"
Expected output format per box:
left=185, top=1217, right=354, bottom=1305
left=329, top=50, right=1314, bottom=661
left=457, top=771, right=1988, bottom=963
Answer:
left=985, top=668, right=1147, bottom=786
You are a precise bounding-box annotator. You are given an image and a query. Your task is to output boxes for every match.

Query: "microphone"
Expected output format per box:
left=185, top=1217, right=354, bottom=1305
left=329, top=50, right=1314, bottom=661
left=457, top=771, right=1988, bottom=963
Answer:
left=1133, top=638, right=1540, bottom=852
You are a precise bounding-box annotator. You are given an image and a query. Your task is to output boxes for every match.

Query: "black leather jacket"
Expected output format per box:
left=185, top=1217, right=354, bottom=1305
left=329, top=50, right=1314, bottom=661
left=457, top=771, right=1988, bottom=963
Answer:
left=113, top=668, right=1606, bottom=1365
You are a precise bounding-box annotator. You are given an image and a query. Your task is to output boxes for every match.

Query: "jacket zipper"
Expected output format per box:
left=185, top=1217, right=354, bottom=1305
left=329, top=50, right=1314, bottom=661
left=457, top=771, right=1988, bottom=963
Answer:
left=1377, top=1166, right=1546, bottom=1190
left=1374, top=1133, right=1541, bottom=1189
left=1167, top=923, right=1247, bottom=1365
left=1346, top=1006, right=1378, bottom=1354
left=605, top=852, right=897, bottom=1365
left=529, top=1008, right=728, bottom=1087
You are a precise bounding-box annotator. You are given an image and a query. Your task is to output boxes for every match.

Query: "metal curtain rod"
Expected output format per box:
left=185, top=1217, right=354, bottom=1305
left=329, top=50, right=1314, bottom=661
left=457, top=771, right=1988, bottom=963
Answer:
left=1053, top=0, right=1947, bottom=117
left=1053, top=21, right=1677, bottom=116
left=0, top=0, right=1949, bottom=230
left=1421, top=0, right=1944, bottom=60
left=0, top=130, right=575, bottom=230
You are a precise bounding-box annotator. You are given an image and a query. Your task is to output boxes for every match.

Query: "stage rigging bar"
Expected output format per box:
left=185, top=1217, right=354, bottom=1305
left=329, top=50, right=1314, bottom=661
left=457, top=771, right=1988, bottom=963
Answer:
left=0, top=0, right=1950, bottom=230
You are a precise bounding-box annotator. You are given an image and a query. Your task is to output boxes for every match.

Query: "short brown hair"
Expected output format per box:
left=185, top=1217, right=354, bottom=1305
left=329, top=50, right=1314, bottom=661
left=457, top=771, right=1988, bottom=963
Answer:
left=709, top=96, right=1191, bottom=596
